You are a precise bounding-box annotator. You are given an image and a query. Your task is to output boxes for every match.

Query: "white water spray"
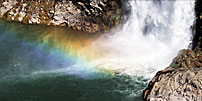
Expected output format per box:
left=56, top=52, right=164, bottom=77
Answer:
left=90, top=0, right=195, bottom=77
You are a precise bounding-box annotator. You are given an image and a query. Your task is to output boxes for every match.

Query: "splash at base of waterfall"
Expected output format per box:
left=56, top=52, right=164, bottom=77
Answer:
left=88, top=0, right=195, bottom=77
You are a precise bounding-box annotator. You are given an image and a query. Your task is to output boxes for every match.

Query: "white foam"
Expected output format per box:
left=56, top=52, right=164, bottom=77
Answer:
left=89, top=0, right=195, bottom=78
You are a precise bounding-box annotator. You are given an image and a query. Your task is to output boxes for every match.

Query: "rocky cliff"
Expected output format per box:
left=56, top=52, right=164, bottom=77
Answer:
left=143, top=47, right=202, bottom=101
left=0, top=0, right=127, bottom=33
left=192, top=0, right=202, bottom=49
left=143, top=0, right=202, bottom=100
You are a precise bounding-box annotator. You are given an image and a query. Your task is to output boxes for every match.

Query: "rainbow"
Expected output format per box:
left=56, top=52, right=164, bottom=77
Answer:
left=1, top=20, right=114, bottom=77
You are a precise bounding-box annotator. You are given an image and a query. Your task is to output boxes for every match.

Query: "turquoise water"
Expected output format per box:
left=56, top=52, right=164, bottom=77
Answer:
left=0, top=19, right=148, bottom=101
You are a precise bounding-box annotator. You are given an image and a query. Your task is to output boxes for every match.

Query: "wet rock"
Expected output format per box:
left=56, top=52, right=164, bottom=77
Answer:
left=143, top=48, right=202, bottom=101
left=169, top=49, right=202, bottom=69
left=192, top=0, right=202, bottom=49
left=0, top=0, right=127, bottom=33
left=143, top=67, right=202, bottom=101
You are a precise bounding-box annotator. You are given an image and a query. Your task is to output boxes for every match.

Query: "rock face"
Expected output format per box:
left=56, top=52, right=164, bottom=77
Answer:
left=143, top=48, right=202, bottom=101
left=143, top=67, right=202, bottom=101
left=0, top=0, right=126, bottom=33
left=169, top=48, right=202, bottom=69
left=192, top=0, right=202, bottom=49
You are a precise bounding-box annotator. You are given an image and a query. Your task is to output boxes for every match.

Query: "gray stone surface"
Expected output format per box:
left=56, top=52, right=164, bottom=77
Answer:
left=143, top=48, right=202, bottom=101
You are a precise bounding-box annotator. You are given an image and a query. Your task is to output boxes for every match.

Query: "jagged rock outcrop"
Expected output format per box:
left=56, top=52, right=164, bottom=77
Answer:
left=169, top=48, right=202, bottom=69
left=143, top=48, right=202, bottom=101
left=143, top=67, right=202, bottom=101
left=0, top=0, right=127, bottom=33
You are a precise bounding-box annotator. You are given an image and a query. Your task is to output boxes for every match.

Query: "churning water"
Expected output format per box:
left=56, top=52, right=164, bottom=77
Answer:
left=0, top=0, right=195, bottom=100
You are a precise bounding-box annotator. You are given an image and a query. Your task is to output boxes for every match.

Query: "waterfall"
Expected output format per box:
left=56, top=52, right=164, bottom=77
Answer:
left=90, top=0, right=195, bottom=77
left=0, top=0, right=196, bottom=99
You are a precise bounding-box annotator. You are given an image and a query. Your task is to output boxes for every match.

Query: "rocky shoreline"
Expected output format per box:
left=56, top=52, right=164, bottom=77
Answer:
left=0, top=0, right=127, bottom=33
left=143, top=0, right=202, bottom=100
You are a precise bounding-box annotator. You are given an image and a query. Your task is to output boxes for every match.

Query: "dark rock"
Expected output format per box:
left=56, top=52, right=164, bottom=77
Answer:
left=192, top=0, right=202, bottom=49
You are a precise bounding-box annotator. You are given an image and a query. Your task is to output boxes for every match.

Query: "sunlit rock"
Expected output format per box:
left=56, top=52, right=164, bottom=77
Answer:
left=143, top=48, right=202, bottom=101
left=0, top=0, right=126, bottom=33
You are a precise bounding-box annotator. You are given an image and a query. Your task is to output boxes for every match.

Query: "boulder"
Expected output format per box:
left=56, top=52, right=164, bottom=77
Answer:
left=143, top=67, right=202, bottom=101
left=143, top=48, right=202, bottom=101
